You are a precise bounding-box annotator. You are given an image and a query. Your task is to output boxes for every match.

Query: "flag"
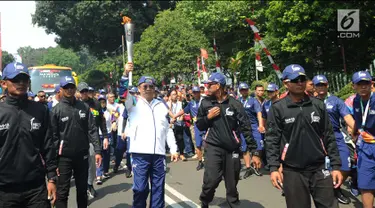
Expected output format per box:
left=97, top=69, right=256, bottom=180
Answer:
left=200, top=48, right=208, bottom=59
left=197, top=56, right=201, bottom=77
left=255, top=53, right=263, bottom=72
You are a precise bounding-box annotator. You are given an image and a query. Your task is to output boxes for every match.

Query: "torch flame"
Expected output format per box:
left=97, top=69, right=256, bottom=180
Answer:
left=121, top=16, right=132, bottom=25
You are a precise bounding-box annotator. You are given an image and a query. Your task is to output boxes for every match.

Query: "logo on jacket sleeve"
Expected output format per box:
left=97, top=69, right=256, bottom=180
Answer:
left=225, top=107, right=234, bottom=116
left=285, top=117, right=295, bottom=124
left=0, top=123, right=10, bottom=131
left=79, top=110, right=86, bottom=119
left=311, top=112, right=320, bottom=123
left=30, top=117, right=41, bottom=131
left=61, top=117, right=69, bottom=122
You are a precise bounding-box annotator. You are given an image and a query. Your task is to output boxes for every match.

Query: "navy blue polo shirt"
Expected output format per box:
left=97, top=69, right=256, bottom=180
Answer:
left=239, top=96, right=261, bottom=125
left=325, top=95, right=350, bottom=131
left=353, top=93, right=375, bottom=137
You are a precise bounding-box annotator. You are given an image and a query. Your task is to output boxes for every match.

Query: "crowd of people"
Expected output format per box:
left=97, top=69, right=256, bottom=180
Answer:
left=0, top=60, right=374, bottom=208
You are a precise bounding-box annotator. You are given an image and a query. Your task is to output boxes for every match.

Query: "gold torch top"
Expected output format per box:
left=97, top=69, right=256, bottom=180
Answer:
left=121, top=16, right=132, bottom=25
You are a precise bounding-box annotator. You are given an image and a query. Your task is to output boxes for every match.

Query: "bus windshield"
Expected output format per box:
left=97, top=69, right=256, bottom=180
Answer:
left=29, top=69, right=72, bottom=94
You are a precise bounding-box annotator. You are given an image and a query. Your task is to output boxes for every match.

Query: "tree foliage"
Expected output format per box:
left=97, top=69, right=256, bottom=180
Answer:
left=1, top=51, right=15, bottom=70
left=17, top=46, right=48, bottom=67
left=263, top=1, right=375, bottom=75
left=132, top=9, right=210, bottom=82
left=32, top=1, right=177, bottom=58
left=38, top=47, right=82, bottom=72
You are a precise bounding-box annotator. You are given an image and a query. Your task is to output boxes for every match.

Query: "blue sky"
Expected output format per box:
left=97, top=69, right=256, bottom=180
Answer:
left=0, top=1, right=57, bottom=54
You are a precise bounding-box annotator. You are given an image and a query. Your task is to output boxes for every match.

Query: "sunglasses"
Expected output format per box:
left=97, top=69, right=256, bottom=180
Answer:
left=289, top=76, right=307, bottom=83
left=141, top=84, right=155, bottom=90
left=315, top=83, right=328, bottom=87
left=6, top=76, right=29, bottom=83
left=80, top=89, right=89, bottom=93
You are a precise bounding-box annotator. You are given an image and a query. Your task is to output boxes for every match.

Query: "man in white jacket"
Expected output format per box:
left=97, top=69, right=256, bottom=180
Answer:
left=120, top=63, right=178, bottom=208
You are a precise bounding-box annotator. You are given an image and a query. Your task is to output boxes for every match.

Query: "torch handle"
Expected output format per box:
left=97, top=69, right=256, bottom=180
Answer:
left=124, top=23, right=134, bottom=87
left=128, top=71, right=133, bottom=87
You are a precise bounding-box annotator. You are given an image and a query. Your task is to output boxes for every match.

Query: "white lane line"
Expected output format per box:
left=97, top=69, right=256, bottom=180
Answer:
left=165, top=195, right=185, bottom=208
left=165, top=183, right=199, bottom=207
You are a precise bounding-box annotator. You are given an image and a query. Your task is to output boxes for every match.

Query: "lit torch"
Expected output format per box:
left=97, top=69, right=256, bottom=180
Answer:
left=121, top=16, right=134, bottom=86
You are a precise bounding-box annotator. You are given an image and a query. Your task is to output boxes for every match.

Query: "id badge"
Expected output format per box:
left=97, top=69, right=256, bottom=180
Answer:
left=324, top=156, right=331, bottom=170
left=281, top=143, right=289, bottom=161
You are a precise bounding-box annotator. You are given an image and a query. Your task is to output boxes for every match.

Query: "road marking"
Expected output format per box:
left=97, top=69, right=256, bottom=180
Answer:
left=165, top=195, right=185, bottom=208
left=165, top=183, right=199, bottom=207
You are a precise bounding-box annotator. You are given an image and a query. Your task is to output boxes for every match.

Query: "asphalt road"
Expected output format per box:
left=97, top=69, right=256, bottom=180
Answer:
left=66, top=159, right=363, bottom=208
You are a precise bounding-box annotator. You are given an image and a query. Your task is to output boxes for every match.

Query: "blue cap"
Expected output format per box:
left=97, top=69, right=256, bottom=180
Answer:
left=138, top=76, right=156, bottom=86
left=129, top=87, right=138, bottom=93
left=238, top=82, right=249, bottom=90
left=192, top=86, right=200, bottom=92
left=60, top=76, right=76, bottom=87
left=55, top=85, right=61, bottom=93
left=266, top=83, right=279, bottom=91
left=99, top=89, right=106, bottom=94
left=27, top=91, right=35, bottom=97
left=282, top=64, right=306, bottom=80
left=352, top=71, right=372, bottom=84
left=98, top=95, right=106, bottom=101
left=204, top=72, right=226, bottom=85
left=2, top=62, right=29, bottom=80
left=312, top=75, right=328, bottom=85
left=88, top=87, right=94, bottom=91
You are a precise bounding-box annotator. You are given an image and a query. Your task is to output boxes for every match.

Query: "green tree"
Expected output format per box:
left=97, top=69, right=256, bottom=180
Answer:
left=79, top=69, right=110, bottom=89
left=176, top=1, right=264, bottom=74
left=17, top=46, right=48, bottom=67
left=32, top=1, right=177, bottom=58
left=262, top=1, right=375, bottom=75
left=1, top=51, right=15, bottom=69
left=39, top=46, right=83, bottom=73
left=132, top=9, right=210, bottom=82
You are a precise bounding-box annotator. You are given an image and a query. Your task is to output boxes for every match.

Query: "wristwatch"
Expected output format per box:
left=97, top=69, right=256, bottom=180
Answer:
left=252, top=151, right=261, bottom=157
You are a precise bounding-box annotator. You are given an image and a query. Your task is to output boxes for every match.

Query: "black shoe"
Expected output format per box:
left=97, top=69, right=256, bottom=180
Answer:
left=250, top=165, right=263, bottom=176
left=103, top=173, right=111, bottom=179
left=125, top=169, right=132, bottom=178
left=241, top=168, right=253, bottom=180
left=113, top=166, right=119, bottom=173
left=201, top=202, right=208, bottom=208
left=87, top=185, right=97, bottom=198
left=335, top=188, right=351, bottom=204
left=196, top=161, right=204, bottom=171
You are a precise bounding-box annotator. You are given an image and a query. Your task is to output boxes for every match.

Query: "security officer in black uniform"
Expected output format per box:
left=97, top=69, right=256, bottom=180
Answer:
left=51, top=76, right=102, bottom=208
left=266, top=64, right=342, bottom=208
left=196, top=72, right=261, bottom=208
left=77, top=82, right=108, bottom=198
left=0, top=62, right=57, bottom=207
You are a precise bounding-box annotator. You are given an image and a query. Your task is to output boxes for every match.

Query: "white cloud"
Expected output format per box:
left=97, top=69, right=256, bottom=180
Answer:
left=0, top=1, right=57, bottom=54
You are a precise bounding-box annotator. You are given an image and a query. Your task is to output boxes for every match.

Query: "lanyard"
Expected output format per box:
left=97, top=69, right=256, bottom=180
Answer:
left=323, top=93, right=331, bottom=104
left=193, top=98, right=202, bottom=108
left=360, top=92, right=373, bottom=129
left=241, top=97, right=250, bottom=108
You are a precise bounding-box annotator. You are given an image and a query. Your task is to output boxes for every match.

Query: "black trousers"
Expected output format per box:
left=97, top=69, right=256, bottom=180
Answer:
left=283, top=169, right=339, bottom=208
left=200, top=144, right=241, bottom=208
left=0, top=181, right=49, bottom=208
left=56, top=153, right=89, bottom=208
left=173, top=125, right=185, bottom=155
